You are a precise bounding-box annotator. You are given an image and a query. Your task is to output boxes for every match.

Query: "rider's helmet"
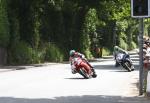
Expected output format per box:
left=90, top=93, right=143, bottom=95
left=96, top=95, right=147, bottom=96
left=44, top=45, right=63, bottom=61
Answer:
left=114, top=46, right=119, bottom=51
left=69, top=50, right=76, bottom=57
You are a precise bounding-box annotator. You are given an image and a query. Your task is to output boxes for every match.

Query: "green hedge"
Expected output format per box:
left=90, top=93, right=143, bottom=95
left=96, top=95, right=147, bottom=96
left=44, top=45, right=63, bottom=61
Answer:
left=45, top=43, right=64, bottom=62
left=102, top=47, right=111, bottom=56
left=8, top=41, right=46, bottom=65
left=8, top=41, right=33, bottom=65
left=0, top=0, right=10, bottom=47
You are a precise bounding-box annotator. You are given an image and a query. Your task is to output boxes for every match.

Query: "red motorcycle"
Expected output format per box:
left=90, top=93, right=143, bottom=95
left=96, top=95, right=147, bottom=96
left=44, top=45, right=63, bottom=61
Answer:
left=70, top=57, right=97, bottom=79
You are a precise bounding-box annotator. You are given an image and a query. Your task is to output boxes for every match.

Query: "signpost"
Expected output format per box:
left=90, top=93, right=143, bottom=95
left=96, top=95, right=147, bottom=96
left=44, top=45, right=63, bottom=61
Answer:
left=131, top=0, right=150, bottom=95
left=131, top=0, right=150, bottom=18
left=139, top=18, right=144, bottom=95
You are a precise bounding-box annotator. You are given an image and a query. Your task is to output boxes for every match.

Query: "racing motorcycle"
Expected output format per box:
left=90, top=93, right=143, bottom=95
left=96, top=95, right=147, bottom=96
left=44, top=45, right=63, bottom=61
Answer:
left=70, top=57, right=97, bottom=79
left=115, top=53, right=133, bottom=72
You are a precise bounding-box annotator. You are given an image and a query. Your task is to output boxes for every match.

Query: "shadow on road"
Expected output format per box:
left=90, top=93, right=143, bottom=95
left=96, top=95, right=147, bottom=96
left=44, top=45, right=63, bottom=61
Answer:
left=109, top=70, right=130, bottom=72
left=64, top=77, right=85, bottom=80
left=93, top=64, right=139, bottom=71
left=0, top=95, right=149, bottom=103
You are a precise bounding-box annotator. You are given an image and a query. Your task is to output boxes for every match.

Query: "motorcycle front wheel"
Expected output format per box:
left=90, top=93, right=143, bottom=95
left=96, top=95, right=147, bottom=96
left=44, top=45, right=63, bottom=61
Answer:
left=91, top=69, right=97, bottom=78
left=124, top=61, right=132, bottom=72
left=79, top=68, right=90, bottom=79
left=92, top=73, right=97, bottom=78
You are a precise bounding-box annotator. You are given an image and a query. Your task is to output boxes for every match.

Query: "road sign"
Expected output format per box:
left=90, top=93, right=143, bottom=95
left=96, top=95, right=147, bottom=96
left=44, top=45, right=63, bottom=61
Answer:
left=131, top=0, right=150, bottom=18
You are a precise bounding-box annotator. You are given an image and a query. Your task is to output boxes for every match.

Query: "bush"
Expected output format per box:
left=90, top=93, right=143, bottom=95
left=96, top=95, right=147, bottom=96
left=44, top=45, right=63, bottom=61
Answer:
left=119, top=38, right=128, bottom=50
left=130, top=41, right=137, bottom=50
left=45, top=43, right=64, bottom=62
left=8, top=41, right=33, bottom=65
left=84, top=49, right=93, bottom=59
left=8, top=41, right=65, bottom=65
left=8, top=41, right=46, bottom=65
left=31, top=48, right=46, bottom=64
left=102, top=47, right=111, bottom=56
left=119, top=38, right=137, bottom=51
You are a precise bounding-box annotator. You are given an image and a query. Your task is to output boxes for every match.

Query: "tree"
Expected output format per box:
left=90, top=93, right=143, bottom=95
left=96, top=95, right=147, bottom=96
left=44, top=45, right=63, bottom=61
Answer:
left=0, top=0, right=10, bottom=47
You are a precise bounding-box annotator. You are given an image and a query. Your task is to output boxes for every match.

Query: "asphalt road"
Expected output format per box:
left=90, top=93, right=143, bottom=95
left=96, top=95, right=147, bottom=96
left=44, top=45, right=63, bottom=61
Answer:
left=0, top=58, right=149, bottom=103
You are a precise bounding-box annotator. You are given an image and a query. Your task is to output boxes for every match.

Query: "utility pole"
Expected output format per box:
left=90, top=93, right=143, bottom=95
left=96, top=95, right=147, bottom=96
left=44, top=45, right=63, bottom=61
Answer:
left=131, top=0, right=150, bottom=95
left=139, top=18, right=144, bottom=95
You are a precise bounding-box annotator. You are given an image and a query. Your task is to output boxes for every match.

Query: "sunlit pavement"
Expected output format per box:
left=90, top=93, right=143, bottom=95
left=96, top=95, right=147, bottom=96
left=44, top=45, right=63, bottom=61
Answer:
left=0, top=60, right=149, bottom=103
left=0, top=50, right=149, bottom=103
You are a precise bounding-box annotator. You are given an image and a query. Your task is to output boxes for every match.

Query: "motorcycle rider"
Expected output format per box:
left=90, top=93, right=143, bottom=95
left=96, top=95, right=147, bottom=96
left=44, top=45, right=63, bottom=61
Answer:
left=69, top=50, right=95, bottom=74
left=113, top=46, right=134, bottom=71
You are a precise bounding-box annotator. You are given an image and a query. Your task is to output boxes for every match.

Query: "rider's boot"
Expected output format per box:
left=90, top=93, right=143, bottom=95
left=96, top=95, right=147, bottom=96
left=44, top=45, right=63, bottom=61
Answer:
left=129, top=59, right=135, bottom=71
left=131, top=65, right=135, bottom=71
left=115, top=61, right=120, bottom=67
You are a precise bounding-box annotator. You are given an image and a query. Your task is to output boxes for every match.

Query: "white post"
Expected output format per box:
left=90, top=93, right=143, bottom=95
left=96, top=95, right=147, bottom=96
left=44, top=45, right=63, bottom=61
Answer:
left=146, top=71, right=150, bottom=97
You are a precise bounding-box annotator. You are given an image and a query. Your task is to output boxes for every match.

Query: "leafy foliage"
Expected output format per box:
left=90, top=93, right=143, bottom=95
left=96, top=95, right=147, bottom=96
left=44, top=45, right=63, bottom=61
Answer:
left=0, top=0, right=10, bottom=47
left=8, top=41, right=46, bottom=65
left=45, top=43, right=64, bottom=62
left=80, top=9, right=98, bottom=58
left=8, top=41, right=33, bottom=64
left=0, top=0, right=143, bottom=64
left=102, top=47, right=111, bottom=56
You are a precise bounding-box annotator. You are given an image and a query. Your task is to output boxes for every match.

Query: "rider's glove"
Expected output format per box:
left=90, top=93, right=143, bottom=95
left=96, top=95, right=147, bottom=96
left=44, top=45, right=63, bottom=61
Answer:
left=123, top=51, right=128, bottom=55
left=71, top=69, right=77, bottom=74
left=81, top=54, right=85, bottom=59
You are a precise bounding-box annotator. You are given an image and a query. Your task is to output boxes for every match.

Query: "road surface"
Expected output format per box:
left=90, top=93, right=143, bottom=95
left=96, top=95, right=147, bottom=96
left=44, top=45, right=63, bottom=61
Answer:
left=0, top=58, right=149, bottom=103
